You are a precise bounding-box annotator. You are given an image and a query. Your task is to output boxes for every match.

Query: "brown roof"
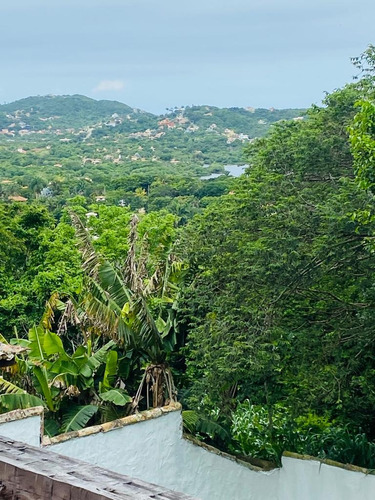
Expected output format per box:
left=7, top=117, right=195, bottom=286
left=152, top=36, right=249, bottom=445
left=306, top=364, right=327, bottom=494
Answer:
left=8, top=195, right=28, bottom=202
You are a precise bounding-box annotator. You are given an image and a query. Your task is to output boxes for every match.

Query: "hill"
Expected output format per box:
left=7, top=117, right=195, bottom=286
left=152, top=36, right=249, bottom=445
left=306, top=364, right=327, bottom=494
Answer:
left=0, top=95, right=306, bottom=213
left=0, top=95, right=304, bottom=137
left=165, top=104, right=304, bottom=136
left=0, top=94, right=158, bottom=132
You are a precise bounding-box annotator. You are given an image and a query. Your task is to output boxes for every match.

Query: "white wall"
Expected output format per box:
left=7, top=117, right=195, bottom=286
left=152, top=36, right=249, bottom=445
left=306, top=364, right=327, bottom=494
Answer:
left=178, top=437, right=279, bottom=500
left=48, top=411, right=279, bottom=500
left=279, top=456, right=375, bottom=500
left=0, top=415, right=41, bottom=447
left=1, top=408, right=375, bottom=500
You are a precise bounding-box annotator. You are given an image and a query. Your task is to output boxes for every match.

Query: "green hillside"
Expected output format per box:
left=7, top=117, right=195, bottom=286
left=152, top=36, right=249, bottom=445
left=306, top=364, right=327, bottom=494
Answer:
left=0, top=94, right=158, bottom=132
left=0, top=95, right=306, bottom=222
left=0, top=95, right=304, bottom=136
left=167, top=104, right=305, bottom=136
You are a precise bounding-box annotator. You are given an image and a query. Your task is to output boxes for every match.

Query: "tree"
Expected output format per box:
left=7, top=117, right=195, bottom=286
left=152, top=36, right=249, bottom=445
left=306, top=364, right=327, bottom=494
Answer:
left=56, top=212, right=184, bottom=409
left=0, top=204, right=82, bottom=336
left=179, top=83, right=375, bottom=437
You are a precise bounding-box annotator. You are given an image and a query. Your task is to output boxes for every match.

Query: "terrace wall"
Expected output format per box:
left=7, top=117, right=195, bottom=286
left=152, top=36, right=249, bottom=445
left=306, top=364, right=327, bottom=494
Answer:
left=1, top=405, right=374, bottom=500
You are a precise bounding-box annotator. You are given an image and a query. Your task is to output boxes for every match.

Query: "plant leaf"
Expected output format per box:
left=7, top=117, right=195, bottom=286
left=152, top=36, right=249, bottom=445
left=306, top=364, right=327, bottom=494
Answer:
left=28, top=325, right=46, bottom=361
left=79, top=341, right=116, bottom=377
left=0, top=377, right=26, bottom=395
left=100, top=350, right=118, bottom=392
left=0, top=393, right=45, bottom=411
left=99, top=389, right=131, bottom=406
left=43, top=331, right=66, bottom=357
left=0, top=333, right=9, bottom=344
left=70, top=212, right=100, bottom=278
left=60, top=404, right=98, bottom=433
left=33, top=366, right=55, bottom=411
left=44, top=418, right=60, bottom=437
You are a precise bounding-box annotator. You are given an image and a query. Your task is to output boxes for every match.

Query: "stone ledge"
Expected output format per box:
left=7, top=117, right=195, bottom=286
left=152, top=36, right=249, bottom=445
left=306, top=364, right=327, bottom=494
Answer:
left=42, top=402, right=181, bottom=446
left=282, top=451, right=375, bottom=476
left=0, top=406, right=44, bottom=424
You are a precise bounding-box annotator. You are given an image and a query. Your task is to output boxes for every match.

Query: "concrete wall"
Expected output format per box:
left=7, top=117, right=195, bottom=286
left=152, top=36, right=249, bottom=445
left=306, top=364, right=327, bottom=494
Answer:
left=0, top=407, right=42, bottom=447
left=1, top=405, right=375, bottom=500
left=46, top=409, right=279, bottom=500
left=177, top=436, right=279, bottom=500
left=279, top=455, right=375, bottom=500
left=0, top=436, right=194, bottom=500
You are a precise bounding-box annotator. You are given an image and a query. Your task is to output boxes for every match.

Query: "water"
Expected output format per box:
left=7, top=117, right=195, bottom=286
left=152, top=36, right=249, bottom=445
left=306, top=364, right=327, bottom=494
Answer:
left=200, top=164, right=248, bottom=180
left=200, top=173, right=222, bottom=180
left=224, top=164, right=248, bottom=177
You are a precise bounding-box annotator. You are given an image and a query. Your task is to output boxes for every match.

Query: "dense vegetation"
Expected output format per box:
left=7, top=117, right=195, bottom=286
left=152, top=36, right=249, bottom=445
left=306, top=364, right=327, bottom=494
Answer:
left=1, top=47, right=375, bottom=469
left=0, top=96, right=303, bottom=219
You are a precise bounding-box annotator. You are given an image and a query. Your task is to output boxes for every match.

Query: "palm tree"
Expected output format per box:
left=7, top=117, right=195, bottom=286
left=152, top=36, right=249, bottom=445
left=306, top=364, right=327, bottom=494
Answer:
left=68, top=212, right=183, bottom=409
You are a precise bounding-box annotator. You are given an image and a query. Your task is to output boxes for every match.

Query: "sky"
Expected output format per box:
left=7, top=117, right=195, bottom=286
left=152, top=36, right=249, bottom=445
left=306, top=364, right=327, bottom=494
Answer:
left=0, top=0, right=374, bottom=114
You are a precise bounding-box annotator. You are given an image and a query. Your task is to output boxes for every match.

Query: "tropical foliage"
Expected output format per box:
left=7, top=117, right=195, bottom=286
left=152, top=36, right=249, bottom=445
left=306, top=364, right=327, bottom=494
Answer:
left=0, top=327, right=131, bottom=436
left=178, top=51, right=375, bottom=466
left=1, top=47, right=375, bottom=469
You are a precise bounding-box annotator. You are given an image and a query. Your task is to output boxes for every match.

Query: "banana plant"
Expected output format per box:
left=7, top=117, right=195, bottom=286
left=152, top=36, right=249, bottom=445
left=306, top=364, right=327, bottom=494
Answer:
left=66, top=212, right=185, bottom=409
left=0, top=326, right=132, bottom=435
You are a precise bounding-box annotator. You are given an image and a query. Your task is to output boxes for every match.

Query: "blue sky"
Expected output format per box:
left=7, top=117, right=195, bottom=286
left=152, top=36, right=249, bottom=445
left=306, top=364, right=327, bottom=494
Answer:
left=0, top=0, right=374, bottom=113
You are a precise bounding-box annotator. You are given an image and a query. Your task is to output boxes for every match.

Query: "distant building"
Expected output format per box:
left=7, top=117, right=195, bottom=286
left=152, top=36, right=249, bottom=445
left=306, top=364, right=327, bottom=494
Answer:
left=40, top=187, right=53, bottom=198
left=8, top=195, right=28, bottom=202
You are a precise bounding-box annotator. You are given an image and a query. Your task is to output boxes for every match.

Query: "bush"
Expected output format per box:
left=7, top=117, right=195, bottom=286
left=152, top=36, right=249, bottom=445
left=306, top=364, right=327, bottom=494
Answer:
left=231, top=401, right=375, bottom=468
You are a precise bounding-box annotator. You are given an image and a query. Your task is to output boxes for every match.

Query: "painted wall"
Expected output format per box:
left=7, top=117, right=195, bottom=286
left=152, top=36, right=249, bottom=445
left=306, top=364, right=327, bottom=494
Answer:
left=1, top=409, right=375, bottom=500
left=0, top=415, right=40, bottom=447
left=177, top=437, right=279, bottom=500
left=279, top=456, right=375, bottom=500
left=48, top=411, right=279, bottom=500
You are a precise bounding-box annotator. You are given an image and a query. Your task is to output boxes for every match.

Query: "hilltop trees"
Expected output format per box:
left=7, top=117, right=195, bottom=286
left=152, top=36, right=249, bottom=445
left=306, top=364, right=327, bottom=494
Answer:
left=349, top=45, right=375, bottom=195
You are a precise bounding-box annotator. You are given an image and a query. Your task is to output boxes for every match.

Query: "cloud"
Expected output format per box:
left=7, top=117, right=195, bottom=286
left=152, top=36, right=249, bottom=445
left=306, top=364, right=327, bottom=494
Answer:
left=93, top=79, right=124, bottom=92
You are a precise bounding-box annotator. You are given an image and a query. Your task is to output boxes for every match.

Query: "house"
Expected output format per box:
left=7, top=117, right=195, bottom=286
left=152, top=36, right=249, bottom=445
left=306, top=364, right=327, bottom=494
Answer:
left=158, top=119, right=176, bottom=129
